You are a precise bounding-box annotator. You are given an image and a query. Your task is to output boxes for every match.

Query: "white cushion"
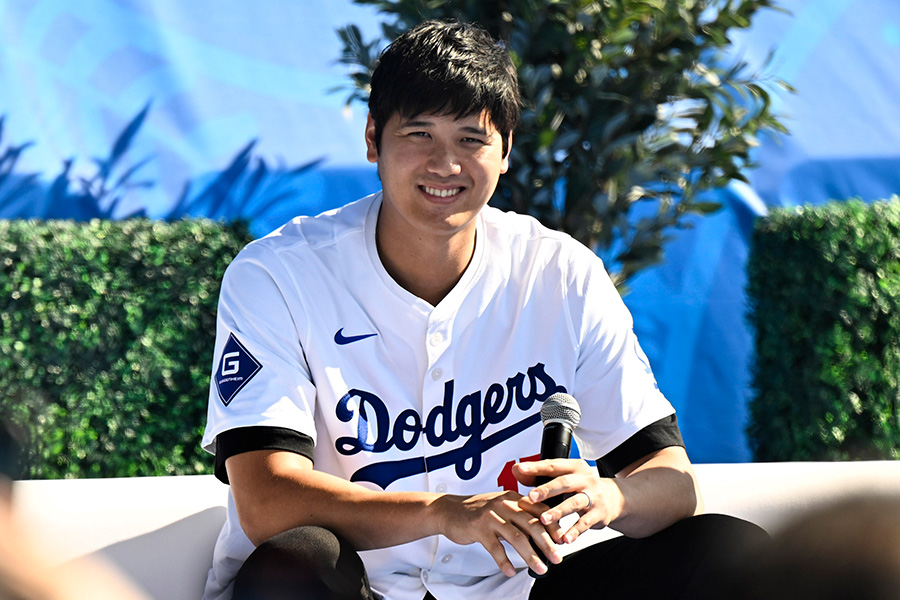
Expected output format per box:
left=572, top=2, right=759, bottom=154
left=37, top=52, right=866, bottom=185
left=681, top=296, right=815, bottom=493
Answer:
left=11, top=462, right=900, bottom=599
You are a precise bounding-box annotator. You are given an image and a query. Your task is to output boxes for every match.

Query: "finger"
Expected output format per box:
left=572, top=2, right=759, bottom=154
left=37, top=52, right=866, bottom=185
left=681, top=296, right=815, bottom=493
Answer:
left=514, top=459, right=578, bottom=490
left=495, top=519, right=550, bottom=575
left=538, top=489, right=592, bottom=531
left=542, top=519, right=570, bottom=545
left=560, top=519, right=590, bottom=544
left=528, top=473, right=575, bottom=506
left=510, top=513, right=567, bottom=573
left=511, top=461, right=538, bottom=487
left=515, top=458, right=576, bottom=480
left=527, top=517, right=564, bottom=566
left=513, top=497, right=569, bottom=553
left=516, top=496, right=548, bottom=518
left=560, top=509, right=599, bottom=544
left=482, top=534, right=518, bottom=577
left=559, top=492, right=612, bottom=544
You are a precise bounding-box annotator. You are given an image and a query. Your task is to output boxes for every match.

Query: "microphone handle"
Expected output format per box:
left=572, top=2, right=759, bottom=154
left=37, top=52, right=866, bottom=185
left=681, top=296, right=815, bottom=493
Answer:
left=535, top=421, right=573, bottom=506
left=528, top=422, right=573, bottom=576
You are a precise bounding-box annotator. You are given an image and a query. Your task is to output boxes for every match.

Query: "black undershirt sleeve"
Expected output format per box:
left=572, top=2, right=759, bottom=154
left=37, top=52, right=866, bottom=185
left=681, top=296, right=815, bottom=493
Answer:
left=595, top=414, right=685, bottom=478
left=214, top=426, right=315, bottom=484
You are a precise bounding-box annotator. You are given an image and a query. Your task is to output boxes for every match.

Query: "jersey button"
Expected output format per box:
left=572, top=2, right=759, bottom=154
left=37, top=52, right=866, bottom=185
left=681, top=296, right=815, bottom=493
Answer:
left=436, top=483, right=447, bottom=493
left=441, top=554, right=453, bottom=564
left=431, top=368, right=443, bottom=381
left=429, top=332, right=444, bottom=346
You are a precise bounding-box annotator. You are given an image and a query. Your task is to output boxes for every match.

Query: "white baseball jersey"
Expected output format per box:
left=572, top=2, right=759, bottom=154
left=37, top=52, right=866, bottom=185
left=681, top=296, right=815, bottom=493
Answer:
left=200, top=191, right=674, bottom=600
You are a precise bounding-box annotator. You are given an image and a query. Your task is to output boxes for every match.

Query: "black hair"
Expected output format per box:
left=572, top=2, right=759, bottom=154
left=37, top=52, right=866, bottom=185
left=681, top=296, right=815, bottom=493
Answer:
left=368, top=19, right=520, bottom=157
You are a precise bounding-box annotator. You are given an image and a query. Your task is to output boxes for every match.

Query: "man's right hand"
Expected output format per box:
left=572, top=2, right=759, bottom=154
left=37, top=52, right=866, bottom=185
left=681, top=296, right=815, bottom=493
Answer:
left=433, top=490, right=563, bottom=577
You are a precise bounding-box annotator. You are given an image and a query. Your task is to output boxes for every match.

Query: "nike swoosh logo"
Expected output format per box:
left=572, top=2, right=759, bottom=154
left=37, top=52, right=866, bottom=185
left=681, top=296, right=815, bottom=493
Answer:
left=334, top=328, right=378, bottom=345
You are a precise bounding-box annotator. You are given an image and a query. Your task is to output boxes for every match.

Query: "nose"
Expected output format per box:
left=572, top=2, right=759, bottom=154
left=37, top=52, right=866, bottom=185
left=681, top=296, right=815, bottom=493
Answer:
left=425, top=142, right=462, bottom=177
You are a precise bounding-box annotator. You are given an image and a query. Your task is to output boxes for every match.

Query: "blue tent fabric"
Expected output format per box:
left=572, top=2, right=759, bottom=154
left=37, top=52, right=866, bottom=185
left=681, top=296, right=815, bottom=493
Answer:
left=2, top=0, right=899, bottom=462
left=625, top=182, right=768, bottom=462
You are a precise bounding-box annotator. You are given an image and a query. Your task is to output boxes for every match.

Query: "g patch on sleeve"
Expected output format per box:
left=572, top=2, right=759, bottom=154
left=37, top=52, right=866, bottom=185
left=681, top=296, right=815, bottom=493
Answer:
left=215, top=333, right=262, bottom=406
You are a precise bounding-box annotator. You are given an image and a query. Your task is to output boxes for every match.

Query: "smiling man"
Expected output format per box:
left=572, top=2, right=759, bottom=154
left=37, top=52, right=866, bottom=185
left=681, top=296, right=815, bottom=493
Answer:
left=369, top=110, right=508, bottom=305
left=200, top=19, right=766, bottom=600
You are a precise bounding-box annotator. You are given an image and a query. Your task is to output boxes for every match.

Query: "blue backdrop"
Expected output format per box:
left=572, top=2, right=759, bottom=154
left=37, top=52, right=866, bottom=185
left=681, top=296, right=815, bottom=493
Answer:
left=1, top=0, right=899, bottom=462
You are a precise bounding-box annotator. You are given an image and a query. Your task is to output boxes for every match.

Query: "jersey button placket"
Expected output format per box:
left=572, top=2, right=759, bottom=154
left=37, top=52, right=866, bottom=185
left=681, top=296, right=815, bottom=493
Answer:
left=425, top=324, right=449, bottom=375
left=428, top=330, right=445, bottom=348
left=426, top=327, right=447, bottom=393
left=423, top=317, right=452, bottom=575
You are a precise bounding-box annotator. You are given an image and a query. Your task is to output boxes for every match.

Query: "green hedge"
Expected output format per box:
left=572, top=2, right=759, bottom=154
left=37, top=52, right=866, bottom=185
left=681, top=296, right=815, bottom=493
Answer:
left=0, top=219, right=251, bottom=478
left=747, top=197, right=900, bottom=461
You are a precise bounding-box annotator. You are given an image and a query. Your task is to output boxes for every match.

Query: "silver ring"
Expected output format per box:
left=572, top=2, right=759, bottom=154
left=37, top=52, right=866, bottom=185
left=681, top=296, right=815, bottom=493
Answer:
left=578, top=490, right=592, bottom=510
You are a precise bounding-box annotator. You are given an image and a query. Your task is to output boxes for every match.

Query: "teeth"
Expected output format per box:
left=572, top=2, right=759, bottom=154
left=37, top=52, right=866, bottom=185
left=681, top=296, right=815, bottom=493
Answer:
left=423, top=186, right=462, bottom=198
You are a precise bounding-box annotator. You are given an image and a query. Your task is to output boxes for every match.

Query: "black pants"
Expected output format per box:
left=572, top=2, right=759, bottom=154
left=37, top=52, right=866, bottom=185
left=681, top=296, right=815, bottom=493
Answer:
left=232, top=514, right=768, bottom=600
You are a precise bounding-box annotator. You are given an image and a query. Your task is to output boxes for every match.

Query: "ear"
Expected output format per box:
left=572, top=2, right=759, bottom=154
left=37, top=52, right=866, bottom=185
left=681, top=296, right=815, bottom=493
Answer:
left=365, top=113, right=378, bottom=164
left=500, top=133, right=512, bottom=174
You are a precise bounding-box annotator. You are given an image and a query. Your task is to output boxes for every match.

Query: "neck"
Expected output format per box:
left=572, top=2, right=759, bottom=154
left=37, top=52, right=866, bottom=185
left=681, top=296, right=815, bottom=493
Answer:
left=376, top=220, right=476, bottom=306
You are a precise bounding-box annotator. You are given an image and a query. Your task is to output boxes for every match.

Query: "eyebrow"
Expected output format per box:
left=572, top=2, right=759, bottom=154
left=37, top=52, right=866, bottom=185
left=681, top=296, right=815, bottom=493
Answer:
left=399, top=118, right=490, bottom=137
left=460, top=125, right=489, bottom=136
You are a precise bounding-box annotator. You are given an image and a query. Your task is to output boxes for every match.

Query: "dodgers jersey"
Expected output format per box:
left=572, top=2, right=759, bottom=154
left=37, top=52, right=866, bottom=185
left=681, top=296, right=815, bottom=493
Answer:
left=200, top=192, right=674, bottom=600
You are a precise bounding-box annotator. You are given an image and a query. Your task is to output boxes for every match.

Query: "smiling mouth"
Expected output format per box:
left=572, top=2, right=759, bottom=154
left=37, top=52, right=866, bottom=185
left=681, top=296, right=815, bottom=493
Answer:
left=421, top=185, right=463, bottom=198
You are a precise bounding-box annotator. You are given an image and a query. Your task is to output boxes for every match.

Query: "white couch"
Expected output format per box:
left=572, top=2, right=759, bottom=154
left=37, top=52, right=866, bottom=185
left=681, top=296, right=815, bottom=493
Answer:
left=11, top=461, right=900, bottom=600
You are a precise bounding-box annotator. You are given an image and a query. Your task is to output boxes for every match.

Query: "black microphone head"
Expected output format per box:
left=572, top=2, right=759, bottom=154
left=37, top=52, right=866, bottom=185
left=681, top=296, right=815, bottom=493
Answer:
left=540, top=392, right=581, bottom=428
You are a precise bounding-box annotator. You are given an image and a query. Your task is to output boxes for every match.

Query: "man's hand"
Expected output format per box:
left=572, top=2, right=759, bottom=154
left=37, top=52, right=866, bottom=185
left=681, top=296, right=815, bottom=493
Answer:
left=513, top=458, right=621, bottom=545
left=432, top=490, right=563, bottom=577
left=513, top=446, right=702, bottom=544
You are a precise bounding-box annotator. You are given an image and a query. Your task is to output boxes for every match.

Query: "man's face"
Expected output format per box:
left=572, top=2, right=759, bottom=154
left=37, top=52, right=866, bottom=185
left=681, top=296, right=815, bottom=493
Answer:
left=366, top=110, right=509, bottom=243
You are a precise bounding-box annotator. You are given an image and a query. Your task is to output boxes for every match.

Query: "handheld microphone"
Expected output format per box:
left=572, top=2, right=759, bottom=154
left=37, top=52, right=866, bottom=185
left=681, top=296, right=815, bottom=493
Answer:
left=528, top=392, right=581, bottom=577
left=535, top=393, right=582, bottom=504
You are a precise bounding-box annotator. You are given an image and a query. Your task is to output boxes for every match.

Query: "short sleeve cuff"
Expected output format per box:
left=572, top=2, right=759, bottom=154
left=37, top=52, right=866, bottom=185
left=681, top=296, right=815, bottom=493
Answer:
left=596, top=414, right=684, bottom=477
left=214, top=426, right=315, bottom=484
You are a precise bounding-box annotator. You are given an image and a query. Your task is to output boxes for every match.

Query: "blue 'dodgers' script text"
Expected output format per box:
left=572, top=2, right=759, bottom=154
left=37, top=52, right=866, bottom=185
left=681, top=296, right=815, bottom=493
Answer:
left=335, top=362, right=565, bottom=489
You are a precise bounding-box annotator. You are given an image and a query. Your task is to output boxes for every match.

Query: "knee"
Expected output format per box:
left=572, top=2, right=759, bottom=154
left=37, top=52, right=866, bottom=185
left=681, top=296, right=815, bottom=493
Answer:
left=672, top=513, right=770, bottom=561
left=255, top=525, right=346, bottom=568
left=233, top=526, right=372, bottom=600
left=670, top=515, right=771, bottom=600
left=680, top=513, right=770, bottom=546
